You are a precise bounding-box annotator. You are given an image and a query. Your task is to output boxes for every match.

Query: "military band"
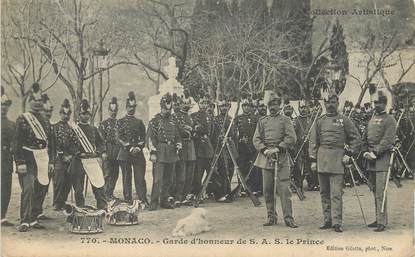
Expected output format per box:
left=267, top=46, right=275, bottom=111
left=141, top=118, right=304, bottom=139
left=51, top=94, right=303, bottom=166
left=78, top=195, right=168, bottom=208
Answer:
left=1, top=84, right=413, bottom=234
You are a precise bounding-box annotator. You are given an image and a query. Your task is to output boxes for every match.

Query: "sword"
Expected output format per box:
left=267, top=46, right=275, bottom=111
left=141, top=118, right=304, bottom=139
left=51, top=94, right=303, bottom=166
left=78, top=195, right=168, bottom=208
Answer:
left=381, top=149, right=396, bottom=213
left=346, top=165, right=368, bottom=228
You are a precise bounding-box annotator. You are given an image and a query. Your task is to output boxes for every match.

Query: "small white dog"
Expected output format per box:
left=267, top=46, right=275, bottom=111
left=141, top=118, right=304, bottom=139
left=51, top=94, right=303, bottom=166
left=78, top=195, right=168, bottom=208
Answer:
left=172, top=208, right=212, bottom=237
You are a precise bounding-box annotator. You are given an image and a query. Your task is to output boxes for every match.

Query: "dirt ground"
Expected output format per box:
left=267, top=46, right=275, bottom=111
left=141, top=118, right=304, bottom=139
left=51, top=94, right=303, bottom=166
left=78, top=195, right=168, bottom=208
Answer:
left=1, top=168, right=414, bottom=257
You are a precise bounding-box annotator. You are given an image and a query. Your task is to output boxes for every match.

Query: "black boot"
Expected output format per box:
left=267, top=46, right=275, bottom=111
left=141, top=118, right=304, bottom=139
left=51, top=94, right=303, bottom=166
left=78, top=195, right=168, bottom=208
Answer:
left=367, top=221, right=377, bottom=228
left=263, top=216, right=277, bottom=226
left=374, top=224, right=385, bottom=232
left=333, top=224, right=343, bottom=233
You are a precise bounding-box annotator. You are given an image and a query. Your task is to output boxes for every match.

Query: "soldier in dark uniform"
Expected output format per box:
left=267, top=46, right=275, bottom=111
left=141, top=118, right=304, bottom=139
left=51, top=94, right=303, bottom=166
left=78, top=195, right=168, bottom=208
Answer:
left=210, top=99, right=236, bottom=202
left=363, top=91, right=397, bottom=232
left=52, top=99, right=80, bottom=210
left=309, top=93, right=361, bottom=232
left=99, top=97, right=120, bottom=199
left=116, top=92, right=148, bottom=204
left=293, top=104, right=317, bottom=192
left=191, top=97, right=214, bottom=198
left=172, top=97, right=196, bottom=206
left=71, top=99, right=107, bottom=209
left=147, top=93, right=182, bottom=210
left=15, top=83, right=53, bottom=232
left=236, top=98, right=260, bottom=195
left=1, top=86, right=15, bottom=226
left=253, top=95, right=298, bottom=228
left=31, top=94, right=54, bottom=221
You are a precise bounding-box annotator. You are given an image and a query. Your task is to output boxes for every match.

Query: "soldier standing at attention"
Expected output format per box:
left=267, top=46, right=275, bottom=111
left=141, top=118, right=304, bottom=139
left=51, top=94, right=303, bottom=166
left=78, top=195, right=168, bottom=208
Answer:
left=31, top=94, right=54, bottom=221
left=71, top=99, right=107, bottom=209
left=309, top=93, right=361, bottom=232
left=117, top=92, right=148, bottom=205
left=172, top=97, right=196, bottom=207
left=147, top=93, right=182, bottom=210
left=235, top=97, right=260, bottom=195
left=363, top=91, right=397, bottom=232
left=211, top=99, right=236, bottom=203
left=1, top=86, right=15, bottom=226
left=15, top=83, right=53, bottom=232
left=99, top=97, right=121, bottom=199
left=253, top=95, right=298, bottom=228
left=191, top=97, right=214, bottom=199
left=52, top=99, right=80, bottom=210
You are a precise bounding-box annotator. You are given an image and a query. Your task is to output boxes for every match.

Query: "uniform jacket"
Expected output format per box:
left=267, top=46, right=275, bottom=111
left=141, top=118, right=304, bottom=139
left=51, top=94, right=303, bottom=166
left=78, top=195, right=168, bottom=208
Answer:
left=1, top=116, right=15, bottom=172
left=53, top=120, right=80, bottom=163
left=172, top=111, right=196, bottom=161
left=191, top=110, right=214, bottom=158
left=235, top=113, right=258, bottom=155
left=364, top=112, right=397, bottom=172
left=71, top=123, right=104, bottom=174
left=15, top=111, right=54, bottom=169
left=253, top=114, right=297, bottom=180
left=116, top=115, right=146, bottom=162
left=309, top=113, right=361, bottom=174
left=147, top=113, right=181, bottom=163
left=99, top=117, right=120, bottom=160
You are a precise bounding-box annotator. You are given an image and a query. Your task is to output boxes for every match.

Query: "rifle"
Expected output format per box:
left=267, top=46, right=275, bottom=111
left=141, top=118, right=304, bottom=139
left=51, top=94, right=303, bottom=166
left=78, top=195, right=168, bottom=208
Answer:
left=287, top=154, right=305, bottom=201
left=193, top=115, right=235, bottom=207
left=226, top=140, right=261, bottom=207
left=228, top=161, right=255, bottom=198
left=293, top=106, right=321, bottom=164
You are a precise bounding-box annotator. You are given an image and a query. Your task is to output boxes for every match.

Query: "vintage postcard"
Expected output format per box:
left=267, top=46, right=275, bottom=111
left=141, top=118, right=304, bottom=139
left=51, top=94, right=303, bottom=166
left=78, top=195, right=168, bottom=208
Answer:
left=1, top=0, right=414, bottom=256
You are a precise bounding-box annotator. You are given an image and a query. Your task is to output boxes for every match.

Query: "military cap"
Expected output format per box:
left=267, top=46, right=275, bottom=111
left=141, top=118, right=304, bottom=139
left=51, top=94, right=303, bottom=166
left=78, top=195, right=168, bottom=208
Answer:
left=109, top=97, right=118, bottom=111
left=126, top=91, right=137, bottom=108
left=79, top=99, right=91, bottom=114
left=373, top=90, right=388, bottom=104
left=60, top=99, right=72, bottom=114
left=267, top=94, right=281, bottom=105
left=1, top=86, right=12, bottom=106
left=28, top=82, right=44, bottom=111
left=160, top=92, right=173, bottom=110
left=41, top=94, right=53, bottom=111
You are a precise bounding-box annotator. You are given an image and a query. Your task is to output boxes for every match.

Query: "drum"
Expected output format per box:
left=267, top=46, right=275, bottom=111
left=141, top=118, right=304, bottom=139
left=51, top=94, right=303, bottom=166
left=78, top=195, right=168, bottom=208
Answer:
left=106, top=199, right=142, bottom=226
left=64, top=204, right=106, bottom=234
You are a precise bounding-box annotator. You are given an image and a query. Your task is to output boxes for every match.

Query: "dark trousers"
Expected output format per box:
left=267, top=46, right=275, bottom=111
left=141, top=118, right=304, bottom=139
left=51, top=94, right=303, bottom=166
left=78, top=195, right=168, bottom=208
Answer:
left=172, top=160, right=195, bottom=201
left=54, top=159, right=85, bottom=208
left=103, top=159, right=119, bottom=198
left=238, top=148, right=260, bottom=191
left=150, top=162, right=174, bottom=208
left=210, top=154, right=233, bottom=199
left=90, top=183, right=107, bottom=210
left=31, top=180, right=49, bottom=220
left=18, top=172, right=35, bottom=225
left=1, top=170, right=12, bottom=220
left=193, top=158, right=210, bottom=195
left=119, top=160, right=147, bottom=202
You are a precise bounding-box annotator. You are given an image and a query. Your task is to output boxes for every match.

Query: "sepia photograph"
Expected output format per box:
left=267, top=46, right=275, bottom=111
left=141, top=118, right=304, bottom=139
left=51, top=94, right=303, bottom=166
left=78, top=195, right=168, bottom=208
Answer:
left=1, top=0, right=414, bottom=256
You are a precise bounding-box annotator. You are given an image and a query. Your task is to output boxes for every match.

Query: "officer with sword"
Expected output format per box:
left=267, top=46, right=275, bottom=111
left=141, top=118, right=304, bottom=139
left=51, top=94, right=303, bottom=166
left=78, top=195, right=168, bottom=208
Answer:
left=253, top=95, right=298, bottom=228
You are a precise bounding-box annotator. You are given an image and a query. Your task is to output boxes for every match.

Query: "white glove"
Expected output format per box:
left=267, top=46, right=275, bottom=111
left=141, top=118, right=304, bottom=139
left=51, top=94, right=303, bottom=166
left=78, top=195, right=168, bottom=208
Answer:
left=16, top=164, right=28, bottom=174
left=342, top=155, right=351, bottom=165
left=176, top=143, right=183, bottom=150
left=311, top=162, right=317, bottom=172
left=363, top=152, right=377, bottom=160
left=101, top=152, right=108, bottom=160
left=48, top=164, right=54, bottom=174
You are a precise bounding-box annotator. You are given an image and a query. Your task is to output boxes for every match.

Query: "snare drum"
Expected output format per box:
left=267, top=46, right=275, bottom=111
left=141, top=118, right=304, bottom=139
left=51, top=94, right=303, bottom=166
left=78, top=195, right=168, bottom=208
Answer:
left=106, top=199, right=142, bottom=226
left=64, top=204, right=106, bottom=234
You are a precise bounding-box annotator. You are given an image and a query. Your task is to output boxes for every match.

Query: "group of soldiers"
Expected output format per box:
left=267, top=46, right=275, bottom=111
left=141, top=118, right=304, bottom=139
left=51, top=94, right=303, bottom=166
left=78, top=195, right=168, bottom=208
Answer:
left=1, top=82, right=414, bottom=234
